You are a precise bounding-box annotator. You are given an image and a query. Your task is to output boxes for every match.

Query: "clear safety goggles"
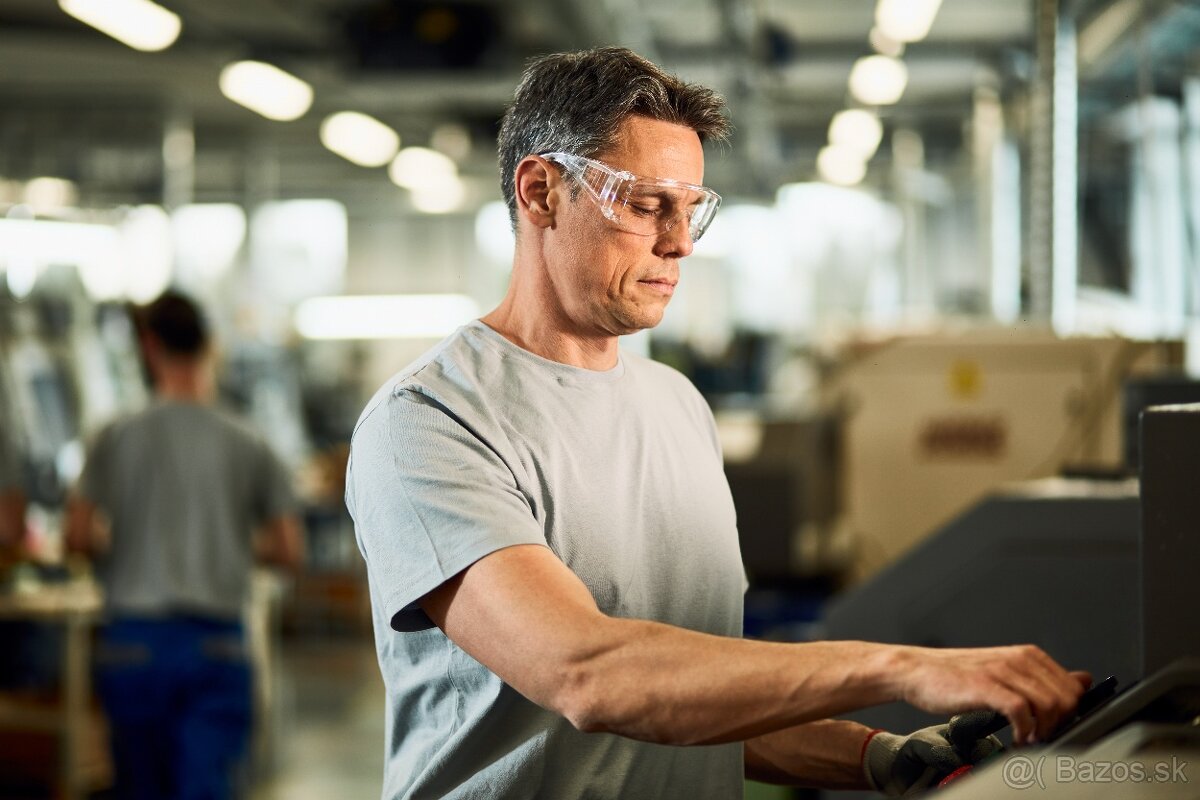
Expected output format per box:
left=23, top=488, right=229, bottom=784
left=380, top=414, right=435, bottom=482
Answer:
left=541, top=151, right=721, bottom=243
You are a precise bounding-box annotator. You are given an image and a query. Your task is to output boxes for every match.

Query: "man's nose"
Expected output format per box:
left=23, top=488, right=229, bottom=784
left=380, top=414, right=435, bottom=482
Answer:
left=653, top=216, right=694, bottom=259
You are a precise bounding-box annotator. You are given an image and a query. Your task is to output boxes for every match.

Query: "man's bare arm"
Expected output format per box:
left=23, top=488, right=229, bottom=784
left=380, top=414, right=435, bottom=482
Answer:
left=420, top=544, right=1087, bottom=747
left=0, top=488, right=25, bottom=554
left=64, top=494, right=104, bottom=556
left=254, top=514, right=305, bottom=571
left=745, top=720, right=873, bottom=789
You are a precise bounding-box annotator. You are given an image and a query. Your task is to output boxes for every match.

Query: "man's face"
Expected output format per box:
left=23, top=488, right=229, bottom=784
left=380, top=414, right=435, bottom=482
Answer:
left=543, top=115, right=705, bottom=337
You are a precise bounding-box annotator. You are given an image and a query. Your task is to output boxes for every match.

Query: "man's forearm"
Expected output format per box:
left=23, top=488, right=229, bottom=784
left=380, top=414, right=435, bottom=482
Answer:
left=427, top=544, right=1088, bottom=750
left=565, top=618, right=901, bottom=746
left=0, top=489, right=25, bottom=551
left=745, top=719, right=874, bottom=790
left=254, top=515, right=305, bottom=571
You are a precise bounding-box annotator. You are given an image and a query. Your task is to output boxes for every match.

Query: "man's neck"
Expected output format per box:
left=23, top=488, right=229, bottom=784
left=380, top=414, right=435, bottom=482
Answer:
left=153, top=362, right=213, bottom=403
left=481, top=297, right=620, bottom=372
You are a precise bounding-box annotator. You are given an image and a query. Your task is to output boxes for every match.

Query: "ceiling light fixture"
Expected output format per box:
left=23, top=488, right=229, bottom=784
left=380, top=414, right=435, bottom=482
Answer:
left=219, top=61, right=313, bottom=122
left=875, top=0, right=944, bottom=44
left=828, top=109, right=884, bottom=159
left=294, top=294, right=481, bottom=340
left=23, top=177, right=79, bottom=212
left=848, top=55, right=908, bottom=106
left=320, top=112, right=400, bottom=167
left=411, top=178, right=466, bottom=214
left=58, top=0, right=181, bottom=52
left=388, top=147, right=458, bottom=190
left=817, top=145, right=867, bottom=187
left=868, top=25, right=905, bottom=58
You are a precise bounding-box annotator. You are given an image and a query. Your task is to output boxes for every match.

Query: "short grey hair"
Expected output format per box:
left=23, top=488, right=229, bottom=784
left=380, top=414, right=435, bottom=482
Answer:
left=497, top=47, right=730, bottom=228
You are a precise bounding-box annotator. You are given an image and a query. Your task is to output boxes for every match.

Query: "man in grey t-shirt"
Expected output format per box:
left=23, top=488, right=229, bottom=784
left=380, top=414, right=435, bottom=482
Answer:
left=68, top=292, right=304, bottom=800
left=348, top=48, right=1090, bottom=799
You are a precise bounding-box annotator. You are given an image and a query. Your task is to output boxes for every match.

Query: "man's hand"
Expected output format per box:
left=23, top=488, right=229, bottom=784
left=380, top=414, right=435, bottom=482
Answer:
left=862, top=722, right=1002, bottom=796
left=890, top=645, right=1090, bottom=745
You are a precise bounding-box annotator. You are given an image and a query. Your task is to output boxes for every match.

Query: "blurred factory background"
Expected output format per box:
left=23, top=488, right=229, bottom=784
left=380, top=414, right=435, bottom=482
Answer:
left=1, top=0, right=1199, bottom=798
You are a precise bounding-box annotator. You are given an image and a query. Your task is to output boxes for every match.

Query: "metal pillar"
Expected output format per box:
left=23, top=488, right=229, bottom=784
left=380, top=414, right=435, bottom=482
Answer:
left=892, top=128, right=931, bottom=313
left=973, top=84, right=1022, bottom=323
left=1028, top=0, right=1078, bottom=330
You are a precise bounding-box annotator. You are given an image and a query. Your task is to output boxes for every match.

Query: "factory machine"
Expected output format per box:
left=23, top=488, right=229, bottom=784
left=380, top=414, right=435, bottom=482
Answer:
left=818, top=403, right=1200, bottom=799
left=820, top=329, right=1181, bottom=583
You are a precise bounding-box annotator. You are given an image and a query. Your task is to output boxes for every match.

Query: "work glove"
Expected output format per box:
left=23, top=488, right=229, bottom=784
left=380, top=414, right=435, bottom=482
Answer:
left=946, top=709, right=1007, bottom=762
left=862, top=719, right=1003, bottom=796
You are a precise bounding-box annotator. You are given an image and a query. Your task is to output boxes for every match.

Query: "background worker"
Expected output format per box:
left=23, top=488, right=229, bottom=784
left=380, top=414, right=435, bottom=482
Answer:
left=67, top=290, right=304, bottom=800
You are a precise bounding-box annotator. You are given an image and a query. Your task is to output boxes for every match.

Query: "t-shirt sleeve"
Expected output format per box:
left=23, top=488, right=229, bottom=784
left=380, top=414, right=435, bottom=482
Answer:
left=77, top=425, right=113, bottom=506
left=346, top=387, right=546, bottom=632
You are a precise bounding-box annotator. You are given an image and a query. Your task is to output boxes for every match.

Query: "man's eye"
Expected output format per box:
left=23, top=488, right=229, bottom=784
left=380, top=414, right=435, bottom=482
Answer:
left=630, top=204, right=663, bottom=217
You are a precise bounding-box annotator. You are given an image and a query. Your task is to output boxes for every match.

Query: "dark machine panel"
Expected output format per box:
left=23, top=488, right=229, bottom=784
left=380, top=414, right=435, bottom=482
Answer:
left=822, top=481, right=1142, bottom=740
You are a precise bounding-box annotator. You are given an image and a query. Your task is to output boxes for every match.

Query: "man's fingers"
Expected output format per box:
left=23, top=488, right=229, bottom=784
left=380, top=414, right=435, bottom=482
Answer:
left=1003, top=647, right=1088, bottom=741
left=996, top=663, right=1063, bottom=742
left=902, top=645, right=1089, bottom=745
left=1070, top=671, right=1093, bottom=691
left=997, top=690, right=1035, bottom=745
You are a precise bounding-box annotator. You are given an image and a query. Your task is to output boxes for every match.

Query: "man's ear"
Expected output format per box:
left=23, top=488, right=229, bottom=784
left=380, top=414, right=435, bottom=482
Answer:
left=514, top=155, right=558, bottom=230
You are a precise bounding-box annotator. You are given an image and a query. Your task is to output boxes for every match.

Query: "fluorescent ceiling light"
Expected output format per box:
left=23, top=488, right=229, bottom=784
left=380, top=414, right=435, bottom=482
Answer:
left=869, top=26, right=905, bottom=58
left=849, top=55, right=908, bottom=106
left=829, top=110, right=884, bottom=158
left=23, top=177, right=78, bottom=212
left=320, top=112, right=400, bottom=167
left=875, top=0, right=943, bottom=44
left=411, top=177, right=466, bottom=214
left=389, top=147, right=457, bottom=190
left=817, top=145, right=867, bottom=187
left=431, top=123, right=472, bottom=161
left=294, top=294, right=481, bottom=340
left=219, top=61, right=313, bottom=122
left=59, top=0, right=181, bottom=52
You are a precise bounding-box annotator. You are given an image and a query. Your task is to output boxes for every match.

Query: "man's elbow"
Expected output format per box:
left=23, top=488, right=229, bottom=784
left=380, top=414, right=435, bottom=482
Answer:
left=556, top=673, right=609, bottom=735
left=539, top=643, right=620, bottom=735
left=551, top=656, right=679, bottom=744
left=557, top=685, right=690, bottom=745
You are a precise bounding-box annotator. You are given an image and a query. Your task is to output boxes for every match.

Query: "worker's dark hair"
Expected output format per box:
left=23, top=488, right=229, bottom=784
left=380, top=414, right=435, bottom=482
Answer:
left=496, top=47, right=731, bottom=229
left=136, top=290, right=210, bottom=358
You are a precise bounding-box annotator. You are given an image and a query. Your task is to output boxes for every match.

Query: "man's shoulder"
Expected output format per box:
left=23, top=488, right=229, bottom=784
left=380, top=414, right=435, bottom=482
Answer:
left=203, top=404, right=274, bottom=445
left=622, top=349, right=705, bottom=402
left=351, top=323, right=496, bottom=441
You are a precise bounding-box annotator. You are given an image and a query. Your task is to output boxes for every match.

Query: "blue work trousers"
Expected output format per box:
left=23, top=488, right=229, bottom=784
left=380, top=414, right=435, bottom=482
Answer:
left=94, top=616, right=252, bottom=800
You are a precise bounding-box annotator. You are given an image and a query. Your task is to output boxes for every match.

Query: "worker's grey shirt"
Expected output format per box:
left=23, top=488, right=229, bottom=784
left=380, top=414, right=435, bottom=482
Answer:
left=347, top=321, right=746, bottom=800
left=79, top=400, right=296, bottom=620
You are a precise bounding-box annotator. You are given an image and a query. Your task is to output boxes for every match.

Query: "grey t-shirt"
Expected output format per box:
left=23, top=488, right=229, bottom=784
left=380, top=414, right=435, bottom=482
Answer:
left=346, top=321, right=746, bottom=800
left=79, top=400, right=296, bottom=620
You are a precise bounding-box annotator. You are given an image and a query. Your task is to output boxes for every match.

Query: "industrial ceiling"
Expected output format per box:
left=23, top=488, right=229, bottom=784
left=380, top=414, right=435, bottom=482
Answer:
left=0, top=0, right=1193, bottom=211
